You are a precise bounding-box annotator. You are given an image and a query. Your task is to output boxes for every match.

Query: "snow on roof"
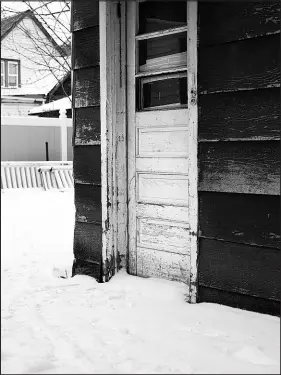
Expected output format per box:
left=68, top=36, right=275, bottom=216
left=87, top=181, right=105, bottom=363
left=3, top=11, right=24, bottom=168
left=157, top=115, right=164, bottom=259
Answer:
left=29, top=96, right=72, bottom=115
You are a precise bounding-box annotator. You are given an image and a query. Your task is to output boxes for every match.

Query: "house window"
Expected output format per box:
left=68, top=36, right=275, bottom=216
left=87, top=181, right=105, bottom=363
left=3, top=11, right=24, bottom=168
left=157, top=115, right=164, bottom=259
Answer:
left=1, top=59, right=20, bottom=88
left=136, top=1, right=187, bottom=111
left=1, top=61, right=4, bottom=87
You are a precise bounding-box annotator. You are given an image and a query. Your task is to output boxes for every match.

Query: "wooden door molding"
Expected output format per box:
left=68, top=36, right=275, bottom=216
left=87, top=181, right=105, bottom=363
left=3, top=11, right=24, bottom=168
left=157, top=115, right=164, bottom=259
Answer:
left=186, top=1, right=198, bottom=303
left=99, top=1, right=128, bottom=280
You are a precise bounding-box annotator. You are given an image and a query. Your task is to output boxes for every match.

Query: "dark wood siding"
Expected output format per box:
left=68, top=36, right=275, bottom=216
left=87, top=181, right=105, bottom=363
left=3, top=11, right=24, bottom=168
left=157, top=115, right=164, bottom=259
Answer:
left=71, top=0, right=102, bottom=280
left=198, top=1, right=280, bottom=316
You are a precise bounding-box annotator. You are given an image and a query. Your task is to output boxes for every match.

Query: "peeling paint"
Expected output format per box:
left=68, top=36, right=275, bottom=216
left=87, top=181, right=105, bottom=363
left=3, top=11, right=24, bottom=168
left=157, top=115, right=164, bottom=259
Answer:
left=232, top=230, right=245, bottom=237
left=77, top=215, right=87, bottom=223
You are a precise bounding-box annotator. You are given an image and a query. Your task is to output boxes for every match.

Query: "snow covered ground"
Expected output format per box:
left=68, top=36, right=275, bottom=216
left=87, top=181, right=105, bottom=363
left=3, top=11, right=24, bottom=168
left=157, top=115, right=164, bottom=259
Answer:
left=1, top=190, right=280, bottom=374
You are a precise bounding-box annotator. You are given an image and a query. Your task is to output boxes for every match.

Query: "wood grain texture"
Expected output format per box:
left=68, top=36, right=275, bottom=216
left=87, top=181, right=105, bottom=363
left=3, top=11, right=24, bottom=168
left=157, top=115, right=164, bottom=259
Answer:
left=73, top=222, right=102, bottom=264
left=199, top=88, right=280, bottom=141
left=198, top=141, right=280, bottom=195
left=73, top=67, right=100, bottom=108
left=127, top=1, right=137, bottom=276
left=137, top=203, right=189, bottom=223
left=72, top=0, right=99, bottom=31
left=137, top=173, right=189, bottom=206
left=199, top=2, right=280, bottom=46
left=198, top=286, right=280, bottom=317
left=199, top=34, right=280, bottom=94
left=73, top=26, right=99, bottom=69
left=75, top=183, right=101, bottom=224
left=74, top=106, right=101, bottom=146
left=199, top=192, right=280, bottom=249
left=199, top=238, right=281, bottom=301
left=137, top=218, right=190, bottom=255
left=73, top=146, right=101, bottom=185
left=137, top=247, right=190, bottom=284
left=186, top=1, right=198, bottom=303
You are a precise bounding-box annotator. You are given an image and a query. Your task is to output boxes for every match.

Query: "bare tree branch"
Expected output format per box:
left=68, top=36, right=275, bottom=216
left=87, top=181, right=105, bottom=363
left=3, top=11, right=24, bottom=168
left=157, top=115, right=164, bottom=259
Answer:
left=1, top=1, right=71, bottom=103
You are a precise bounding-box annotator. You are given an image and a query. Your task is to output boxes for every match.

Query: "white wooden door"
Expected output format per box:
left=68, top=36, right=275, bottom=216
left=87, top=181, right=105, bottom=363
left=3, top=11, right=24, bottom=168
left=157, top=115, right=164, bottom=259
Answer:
left=127, top=1, right=198, bottom=296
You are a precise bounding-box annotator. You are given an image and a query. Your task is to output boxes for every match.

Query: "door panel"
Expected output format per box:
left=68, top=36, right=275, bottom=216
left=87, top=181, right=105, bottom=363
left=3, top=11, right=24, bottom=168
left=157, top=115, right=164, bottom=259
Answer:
left=127, top=1, right=195, bottom=286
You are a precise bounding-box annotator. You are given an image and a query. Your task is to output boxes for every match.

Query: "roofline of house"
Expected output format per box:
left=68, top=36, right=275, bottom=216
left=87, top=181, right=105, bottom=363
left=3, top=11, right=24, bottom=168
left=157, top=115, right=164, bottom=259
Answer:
left=46, top=71, right=71, bottom=102
left=1, top=10, right=66, bottom=56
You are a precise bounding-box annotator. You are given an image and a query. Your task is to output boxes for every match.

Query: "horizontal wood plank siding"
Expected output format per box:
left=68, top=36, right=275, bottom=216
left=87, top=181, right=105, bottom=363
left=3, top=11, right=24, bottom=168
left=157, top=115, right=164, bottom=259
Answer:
left=199, top=239, right=280, bottom=301
left=74, top=107, right=101, bottom=146
left=198, top=2, right=280, bottom=315
left=73, top=146, right=101, bottom=185
left=72, top=26, right=100, bottom=69
left=72, top=0, right=102, bottom=280
left=75, top=183, right=102, bottom=224
left=199, top=88, right=280, bottom=141
left=199, top=2, right=280, bottom=46
left=73, top=67, right=100, bottom=108
left=199, top=34, right=280, bottom=94
left=72, top=0, right=99, bottom=31
left=73, top=222, right=102, bottom=278
left=198, top=287, right=280, bottom=316
left=198, top=141, right=280, bottom=195
left=199, top=192, right=280, bottom=249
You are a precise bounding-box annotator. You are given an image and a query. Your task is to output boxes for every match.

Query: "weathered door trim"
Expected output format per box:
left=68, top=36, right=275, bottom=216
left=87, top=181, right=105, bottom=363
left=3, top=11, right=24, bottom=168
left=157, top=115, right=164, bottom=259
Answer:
left=100, top=1, right=198, bottom=300
left=99, top=1, right=128, bottom=281
left=186, top=2, right=198, bottom=303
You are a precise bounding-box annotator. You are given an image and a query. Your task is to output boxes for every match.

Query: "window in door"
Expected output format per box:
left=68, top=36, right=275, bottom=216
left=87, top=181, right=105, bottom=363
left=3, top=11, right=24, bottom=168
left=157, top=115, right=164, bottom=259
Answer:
left=136, top=1, right=187, bottom=111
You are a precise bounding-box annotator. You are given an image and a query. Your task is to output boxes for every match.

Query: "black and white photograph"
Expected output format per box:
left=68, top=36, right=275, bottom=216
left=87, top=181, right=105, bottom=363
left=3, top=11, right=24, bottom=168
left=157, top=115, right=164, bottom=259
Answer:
left=1, top=0, right=280, bottom=373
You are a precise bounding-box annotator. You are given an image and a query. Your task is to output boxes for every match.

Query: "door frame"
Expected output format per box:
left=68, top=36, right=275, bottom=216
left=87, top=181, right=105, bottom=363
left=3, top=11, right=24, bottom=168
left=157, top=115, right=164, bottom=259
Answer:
left=99, top=0, right=198, bottom=303
left=99, top=1, right=128, bottom=280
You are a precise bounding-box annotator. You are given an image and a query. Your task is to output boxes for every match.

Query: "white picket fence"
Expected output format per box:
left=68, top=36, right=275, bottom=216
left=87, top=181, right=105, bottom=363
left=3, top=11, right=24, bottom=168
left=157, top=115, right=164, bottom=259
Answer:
left=1, top=161, right=74, bottom=190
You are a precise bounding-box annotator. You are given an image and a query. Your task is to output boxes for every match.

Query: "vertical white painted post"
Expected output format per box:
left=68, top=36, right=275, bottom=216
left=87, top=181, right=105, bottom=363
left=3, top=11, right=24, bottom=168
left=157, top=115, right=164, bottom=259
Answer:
left=100, top=1, right=110, bottom=282
left=59, top=108, right=68, bottom=161
left=187, top=1, right=198, bottom=304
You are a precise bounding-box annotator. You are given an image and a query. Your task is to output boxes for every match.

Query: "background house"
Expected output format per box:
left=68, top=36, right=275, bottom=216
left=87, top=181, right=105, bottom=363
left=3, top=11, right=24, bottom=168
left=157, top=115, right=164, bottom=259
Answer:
left=1, top=9, right=69, bottom=116
left=28, top=71, right=72, bottom=118
left=72, top=1, right=279, bottom=316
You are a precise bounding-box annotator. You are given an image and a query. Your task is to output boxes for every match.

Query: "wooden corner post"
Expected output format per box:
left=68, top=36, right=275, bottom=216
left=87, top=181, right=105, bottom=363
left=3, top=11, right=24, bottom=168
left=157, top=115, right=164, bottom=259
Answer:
left=99, top=1, right=128, bottom=281
left=187, top=1, right=198, bottom=303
